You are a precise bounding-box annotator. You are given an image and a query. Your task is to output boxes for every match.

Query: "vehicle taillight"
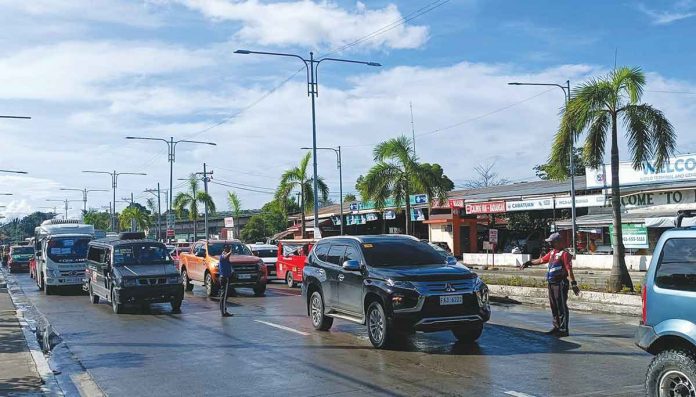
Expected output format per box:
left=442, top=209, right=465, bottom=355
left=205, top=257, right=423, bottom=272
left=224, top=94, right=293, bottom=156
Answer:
left=641, top=285, right=647, bottom=325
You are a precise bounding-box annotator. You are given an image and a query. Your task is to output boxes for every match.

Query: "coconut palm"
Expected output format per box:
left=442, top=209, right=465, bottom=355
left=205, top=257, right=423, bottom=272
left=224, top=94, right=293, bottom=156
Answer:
left=119, top=206, right=150, bottom=232
left=227, top=191, right=242, bottom=238
left=276, top=152, right=329, bottom=238
left=359, top=136, right=454, bottom=235
left=174, top=174, right=216, bottom=240
left=551, top=66, right=675, bottom=292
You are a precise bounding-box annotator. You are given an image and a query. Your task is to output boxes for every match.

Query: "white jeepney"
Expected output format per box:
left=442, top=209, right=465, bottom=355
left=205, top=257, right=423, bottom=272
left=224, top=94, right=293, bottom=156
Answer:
left=34, top=219, right=95, bottom=294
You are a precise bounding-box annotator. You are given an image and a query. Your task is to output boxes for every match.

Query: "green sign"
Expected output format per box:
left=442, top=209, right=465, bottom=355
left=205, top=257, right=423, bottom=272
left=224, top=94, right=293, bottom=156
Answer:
left=349, top=194, right=428, bottom=212
left=609, top=224, right=648, bottom=249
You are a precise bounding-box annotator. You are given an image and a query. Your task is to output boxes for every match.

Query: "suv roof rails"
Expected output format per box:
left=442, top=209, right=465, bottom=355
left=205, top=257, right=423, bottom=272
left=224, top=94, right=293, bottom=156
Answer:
left=119, top=232, right=146, bottom=240
left=676, top=210, right=696, bottom=228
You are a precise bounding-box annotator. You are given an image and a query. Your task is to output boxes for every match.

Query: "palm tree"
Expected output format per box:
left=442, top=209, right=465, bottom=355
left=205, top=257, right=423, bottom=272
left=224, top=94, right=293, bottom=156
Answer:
left=359, top=136, right=453, bottom=235
left=276, top=152, right=329, bottom=238
left=174, top=174, right=216, bottom=240
left=119, top=206, right=150, bottom=232
left=227, top=191, right=242, bottom=238
left=551, top=66, right=675, bottom=292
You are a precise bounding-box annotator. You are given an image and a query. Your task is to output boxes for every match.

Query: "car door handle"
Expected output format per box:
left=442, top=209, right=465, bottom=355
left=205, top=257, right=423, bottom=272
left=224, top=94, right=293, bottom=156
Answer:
left=337, top=274, right=344, bottom=281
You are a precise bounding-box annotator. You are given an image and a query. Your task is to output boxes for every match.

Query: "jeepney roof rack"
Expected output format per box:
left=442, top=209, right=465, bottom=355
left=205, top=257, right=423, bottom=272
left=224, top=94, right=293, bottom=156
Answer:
left=42, top=219, right=81, bottom=225
left=676, top=210, right=696, bottom=228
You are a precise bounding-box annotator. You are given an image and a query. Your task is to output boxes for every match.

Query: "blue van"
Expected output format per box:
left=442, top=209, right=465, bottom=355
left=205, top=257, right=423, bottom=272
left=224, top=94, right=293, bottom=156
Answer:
left=635, top=211, right=696, bottom=396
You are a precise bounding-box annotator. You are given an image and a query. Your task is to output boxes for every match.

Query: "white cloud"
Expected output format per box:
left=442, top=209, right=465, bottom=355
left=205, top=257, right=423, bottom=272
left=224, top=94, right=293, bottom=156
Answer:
left=162, top=0, right=429, bottom=50
left=0, top=0, right=161, bottom=27
left=637, top=2, right=696, bottom=25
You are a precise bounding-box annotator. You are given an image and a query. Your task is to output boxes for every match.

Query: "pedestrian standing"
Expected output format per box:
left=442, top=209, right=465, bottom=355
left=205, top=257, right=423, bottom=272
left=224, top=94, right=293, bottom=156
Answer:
left=219, top=244, right=233, bottom=317
left=520, top=233, right=580, bottom=337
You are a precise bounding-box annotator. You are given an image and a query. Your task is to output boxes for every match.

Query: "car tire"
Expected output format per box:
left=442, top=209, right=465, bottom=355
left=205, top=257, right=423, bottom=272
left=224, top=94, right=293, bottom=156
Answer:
left=286, top=272, right=297, bottom=288
left=89, top=284, right=100, bottom=304
left=111, top=289, right=123, bottom=314
left=204, top=272, right=218, bottom=298
left=452, top=324, right=484, bottom=343
left=44, top=282, right=55, bottom=296
left=171, top=298, right=182, bottom=312
left=367, top=301, right=393, bottom=349
left=309, top=291, right=333, bottom=331
left=253, top=284, right=266, bottom=297
left=38, top=273, right=44, bottom=291
left=646, top=349, right=696, bottom=397
left=181, top=269, right=193, bottom=291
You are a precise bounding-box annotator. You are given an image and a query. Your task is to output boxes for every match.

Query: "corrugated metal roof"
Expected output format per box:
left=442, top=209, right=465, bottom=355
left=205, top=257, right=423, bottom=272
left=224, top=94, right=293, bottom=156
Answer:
left=447, top=176, right=589, bottom=202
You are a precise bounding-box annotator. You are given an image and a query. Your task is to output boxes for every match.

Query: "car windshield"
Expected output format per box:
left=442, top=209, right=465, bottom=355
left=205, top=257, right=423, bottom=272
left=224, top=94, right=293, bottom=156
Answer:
left=46, top=238, right=90, bottom=263
left=12, top=247, right=33, bottom=255
left=252, top=248, right=277, bottom=258
left=361, top=240, right=444, bottom=267
left=208, top=243, right=251, bottom=256
left=113, top=243, right=172, bottom=266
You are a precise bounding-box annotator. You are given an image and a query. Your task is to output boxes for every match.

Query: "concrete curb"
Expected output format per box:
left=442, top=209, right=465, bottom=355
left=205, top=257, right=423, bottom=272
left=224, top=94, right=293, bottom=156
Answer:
left=488, top=284, right=642, bottom=316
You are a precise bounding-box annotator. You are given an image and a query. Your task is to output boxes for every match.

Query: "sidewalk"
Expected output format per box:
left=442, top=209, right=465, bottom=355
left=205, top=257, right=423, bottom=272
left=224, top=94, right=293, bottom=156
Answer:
left=0, top=271, right=44, bottom=395
left=471, top=266, right=645, bottom=289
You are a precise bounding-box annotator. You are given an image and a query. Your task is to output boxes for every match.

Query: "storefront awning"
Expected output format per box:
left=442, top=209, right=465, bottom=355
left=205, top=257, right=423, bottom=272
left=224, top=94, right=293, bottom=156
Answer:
left=423, top=219, right=449, bottom=224
left=556, top=208, right=696, bottom=228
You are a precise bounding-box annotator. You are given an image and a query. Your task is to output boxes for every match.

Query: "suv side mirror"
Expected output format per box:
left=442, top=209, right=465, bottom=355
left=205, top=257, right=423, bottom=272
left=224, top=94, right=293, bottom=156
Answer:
left=196, top=250, right=206, bottom=258
left=446, top=256, right=458, bottom=266
left=342, top=260, right=361, bottom=272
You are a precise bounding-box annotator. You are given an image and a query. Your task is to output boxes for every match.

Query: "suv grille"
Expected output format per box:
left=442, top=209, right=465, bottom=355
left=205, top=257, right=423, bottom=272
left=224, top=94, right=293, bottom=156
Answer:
left=233, top=264, right=258, bottom=272
left=415, top=279, right=476, bottom=293
left=138, top=277, right=166, bottom=286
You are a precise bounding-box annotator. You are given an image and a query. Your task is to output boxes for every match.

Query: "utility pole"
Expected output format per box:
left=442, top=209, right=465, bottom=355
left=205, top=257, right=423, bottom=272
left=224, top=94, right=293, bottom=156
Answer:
left=410, top=101, right=416, bottom=156
left=82, top=170, right=146, bottom=231
left=46, top=199, right=80, bottom=219
left=194, top=164, right=213, bottom=240
left=301, top=146, right=344, bottom=235
left=145, top=184, right=163, bottom=241
left=122, top=193, right=136, bottom=232
left=60, top=188, right=107, bottom=221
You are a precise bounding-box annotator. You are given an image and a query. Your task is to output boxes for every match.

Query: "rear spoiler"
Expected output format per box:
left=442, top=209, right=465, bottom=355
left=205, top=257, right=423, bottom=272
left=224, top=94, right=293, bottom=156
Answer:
left=676, top=210, right=696, bottom=227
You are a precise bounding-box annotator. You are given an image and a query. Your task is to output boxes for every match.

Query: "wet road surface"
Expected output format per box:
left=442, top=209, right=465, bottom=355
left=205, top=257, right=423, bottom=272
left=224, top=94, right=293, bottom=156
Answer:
left=9, top=272, right=649, bottom=397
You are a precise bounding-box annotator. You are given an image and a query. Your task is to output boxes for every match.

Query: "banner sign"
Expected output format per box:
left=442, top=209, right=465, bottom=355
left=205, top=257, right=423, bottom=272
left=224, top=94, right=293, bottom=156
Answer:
left=610, top=224, right=649, bottom=249
left=489, top=229, right=498, bottom=244
left=410, top=208, right=425, bottom=221
left=505, top=194, right=607, bottom=212
left=506, top=197, right=554, bottom=212
left=350, top=194, right=428, bottom=213
left=223, top=217, right=235, bottom=228
left=448, top=198, right=465, bottom=209
left=465, top=201, right=506, bottom=214
left=586, top=153, right=696, bottom=189
left=554, top=194, right=607, bottom=209
left=621, top=189, right=696, bottom=208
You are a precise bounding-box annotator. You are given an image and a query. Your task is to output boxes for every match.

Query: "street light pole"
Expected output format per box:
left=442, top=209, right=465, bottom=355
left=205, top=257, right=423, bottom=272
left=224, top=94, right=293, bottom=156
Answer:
left=82, top=170, right=146, bottom=231
left=125, top=136, right=216, bottom=239
left=46, top=199, right=80, bottom=219
left=60, top=188, right=108, bottom=220
left=0, top=170, right=28, bottom=174
left=301, top=146, right=343, bottom=235
left=235, top=49, right=380, bottom=238
left=508, top=80, right=577, bottom=255
left=145, top=184, right=163, bottom=241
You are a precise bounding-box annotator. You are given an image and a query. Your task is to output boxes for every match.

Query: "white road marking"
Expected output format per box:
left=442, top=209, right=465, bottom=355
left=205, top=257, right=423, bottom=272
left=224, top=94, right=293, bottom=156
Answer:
left=254, top=320, right=310, bottom=336
left=505, top=392, right=538, bottom=397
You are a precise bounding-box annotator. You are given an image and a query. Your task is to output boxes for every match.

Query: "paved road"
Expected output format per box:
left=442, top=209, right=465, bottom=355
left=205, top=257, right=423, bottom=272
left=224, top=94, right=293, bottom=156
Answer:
left=9, top=272, right=650, bottom=397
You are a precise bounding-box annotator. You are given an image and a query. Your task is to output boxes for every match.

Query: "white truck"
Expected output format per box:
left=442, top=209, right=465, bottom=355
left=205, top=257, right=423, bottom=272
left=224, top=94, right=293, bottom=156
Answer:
left=34, top=219, right=95, bottom=295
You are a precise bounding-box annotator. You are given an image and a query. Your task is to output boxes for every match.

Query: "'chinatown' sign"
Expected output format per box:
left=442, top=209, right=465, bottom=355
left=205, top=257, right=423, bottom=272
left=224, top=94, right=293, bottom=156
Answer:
left=465, top=201, right=506, bottom=214
left=505, top=194, right=607, bottom=212
left=586, top=153, right=696, bottom=188
left=621, top=189, right=696, bottom=208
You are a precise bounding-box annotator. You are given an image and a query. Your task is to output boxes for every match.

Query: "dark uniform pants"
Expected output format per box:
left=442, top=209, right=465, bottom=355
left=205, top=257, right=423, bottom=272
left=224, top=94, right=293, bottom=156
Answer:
left=219, top=276, right=230, bottom=315
left=548, top=279, right=569, bottom=332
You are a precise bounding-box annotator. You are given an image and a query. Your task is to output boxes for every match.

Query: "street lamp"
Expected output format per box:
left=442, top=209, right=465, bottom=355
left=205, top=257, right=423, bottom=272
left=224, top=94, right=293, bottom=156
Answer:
left=46, top=198, right=81, bottom=220
left=301, top=146, right=343, bottom=235
left=60, top=188, right=108, bottom=219
left=508, top=80, right=577, bottom=255
left=235, top=49, right=380, bottom=238
left=0, top=170, right=27, bottom=174
left=125, top=136, right=216, bottom=237
left=82, top=170, right=146, bottom=231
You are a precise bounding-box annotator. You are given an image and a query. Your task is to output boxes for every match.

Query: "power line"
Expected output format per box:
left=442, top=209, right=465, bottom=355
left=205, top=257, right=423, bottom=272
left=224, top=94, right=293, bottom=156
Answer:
left=209, top=180, right=275, bottom=195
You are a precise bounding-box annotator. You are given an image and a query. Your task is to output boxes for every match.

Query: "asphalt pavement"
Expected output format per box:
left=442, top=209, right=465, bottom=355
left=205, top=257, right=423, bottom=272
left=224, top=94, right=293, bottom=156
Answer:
left=7, top=272, right=650, bottom=397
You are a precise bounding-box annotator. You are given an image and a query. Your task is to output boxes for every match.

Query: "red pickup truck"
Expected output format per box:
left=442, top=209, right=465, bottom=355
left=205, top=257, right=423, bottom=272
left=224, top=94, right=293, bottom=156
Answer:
left=179, top=240, right=267, bottom=297
left=276, top=239, right=316, bottom=288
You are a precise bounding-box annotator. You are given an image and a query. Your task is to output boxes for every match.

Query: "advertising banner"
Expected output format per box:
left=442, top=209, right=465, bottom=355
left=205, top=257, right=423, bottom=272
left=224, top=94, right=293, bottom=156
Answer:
left=349, top=194, right=428, bottom=212
left=223, top=217, right=235, bottom=228
left=620, top=188, right=696, bottom=208
left=465, top=201, right=506, bottom=214
left=586, top=153, right=696, bottom=188
left=609, top=224, right=649, bottom=249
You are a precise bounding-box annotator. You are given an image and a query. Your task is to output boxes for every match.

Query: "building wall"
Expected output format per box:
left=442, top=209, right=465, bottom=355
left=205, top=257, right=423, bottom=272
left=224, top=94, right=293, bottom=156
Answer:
left=429, top=224, right=454, bottom=252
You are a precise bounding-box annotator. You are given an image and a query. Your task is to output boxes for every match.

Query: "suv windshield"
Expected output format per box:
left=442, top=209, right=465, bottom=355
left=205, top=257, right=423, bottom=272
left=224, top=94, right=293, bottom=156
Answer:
left=11, top=247, right=33, bottom=255
left=361, top=240, right=444, bottom=267
left=113, top=243, right=172, bottom=266
left=47, top=238, right=90, bottom=263
left=252, top=248, right=277, bottom=258
left=208, top=242, right=251, bottom=256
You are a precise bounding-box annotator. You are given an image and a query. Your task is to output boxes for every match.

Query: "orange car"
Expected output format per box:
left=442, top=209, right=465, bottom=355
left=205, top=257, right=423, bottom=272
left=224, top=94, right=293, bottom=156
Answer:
left=179, top=240, right=267, bottom=297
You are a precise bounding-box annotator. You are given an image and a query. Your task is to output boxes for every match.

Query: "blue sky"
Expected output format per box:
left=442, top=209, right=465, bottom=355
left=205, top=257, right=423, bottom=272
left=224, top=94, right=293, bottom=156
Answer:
left=1, top=0, right=696, bottom=219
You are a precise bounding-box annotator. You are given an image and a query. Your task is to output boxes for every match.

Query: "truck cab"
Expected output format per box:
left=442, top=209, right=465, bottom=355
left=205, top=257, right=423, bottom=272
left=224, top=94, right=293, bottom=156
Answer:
left=635, top=211, right=696, bottom=396
left=34, top=219, right=95, bottom=295
left=276, top=239, right=315, bottom=288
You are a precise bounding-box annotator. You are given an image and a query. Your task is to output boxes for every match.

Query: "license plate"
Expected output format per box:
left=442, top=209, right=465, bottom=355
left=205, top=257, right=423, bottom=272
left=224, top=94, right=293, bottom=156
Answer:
left=440, top=295, right=463, bottom=305
left=237, top=274, right=252, bottom=280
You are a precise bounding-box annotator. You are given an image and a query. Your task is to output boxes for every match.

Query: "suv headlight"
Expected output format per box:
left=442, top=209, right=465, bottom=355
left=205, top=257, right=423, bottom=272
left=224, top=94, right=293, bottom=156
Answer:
left=386, top=279, right=416, bottom=290
left=476, top=284, right=489, bottom=308
left=122, top=278, right=137, bottom=287
left=167, top=275, right=181, bottom=284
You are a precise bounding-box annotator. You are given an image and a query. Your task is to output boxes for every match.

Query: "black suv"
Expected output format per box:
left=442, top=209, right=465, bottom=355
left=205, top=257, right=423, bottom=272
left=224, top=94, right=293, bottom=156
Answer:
left=83, top=232, right=184, bottom=314
left=302, top=235, right=490, bottom=348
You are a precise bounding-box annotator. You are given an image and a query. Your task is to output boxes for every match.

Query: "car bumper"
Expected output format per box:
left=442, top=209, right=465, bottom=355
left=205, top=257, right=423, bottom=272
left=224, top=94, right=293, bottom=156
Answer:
left=8, top=262, right=29, bottom=272
left=114, top=285, right=184, bottom=304
left=635, top=324, right=657, bottom=352
left=391, top=293, right=490, bottom=332
left=223, top=272, right=266, bottom=288
left=45, top=275, right=84, bottom=285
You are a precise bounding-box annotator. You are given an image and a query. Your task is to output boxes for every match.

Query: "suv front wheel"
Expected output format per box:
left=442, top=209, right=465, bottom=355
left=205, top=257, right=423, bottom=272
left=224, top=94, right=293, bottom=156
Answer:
left=310, top=291, right=333, bottom=331
left=647, top=349, right=696, bottom=397
left=367, top=301, right=394, bottom=349
left=452, top=324, right=483, bottom=343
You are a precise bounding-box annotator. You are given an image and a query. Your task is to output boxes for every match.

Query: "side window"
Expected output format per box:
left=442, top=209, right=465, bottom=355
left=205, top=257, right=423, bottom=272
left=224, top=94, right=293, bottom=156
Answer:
left=656, top=238, right=696, bottom=292
left=326, top=245, right=347, bottom=266
left=87, top=246, right=101, bottom=262
left=313, top=243, right=330, bottom=262
left=344, top=245, right=362, bottom=263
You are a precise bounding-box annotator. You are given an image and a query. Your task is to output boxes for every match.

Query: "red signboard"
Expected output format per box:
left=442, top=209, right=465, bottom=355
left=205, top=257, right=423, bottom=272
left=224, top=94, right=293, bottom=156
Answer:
left=166, top=228, right=175, bottom=237
left=465, top=201, right=506, bottom=214
left=448, top=198, right=465, bottom=209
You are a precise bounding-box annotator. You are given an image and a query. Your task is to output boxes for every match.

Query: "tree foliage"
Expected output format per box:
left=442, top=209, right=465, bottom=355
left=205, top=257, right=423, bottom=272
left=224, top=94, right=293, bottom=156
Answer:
left=119, top=205, right=150, bottom=231
left=174, top=174, right=216, bottom=240
left=83, top=210, right=111, bottom=231
left=534, top=147, right=587, bottom=181
left=462, top=162, right=510, bottom=189
left=343, top=193, right=357, bottom=202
